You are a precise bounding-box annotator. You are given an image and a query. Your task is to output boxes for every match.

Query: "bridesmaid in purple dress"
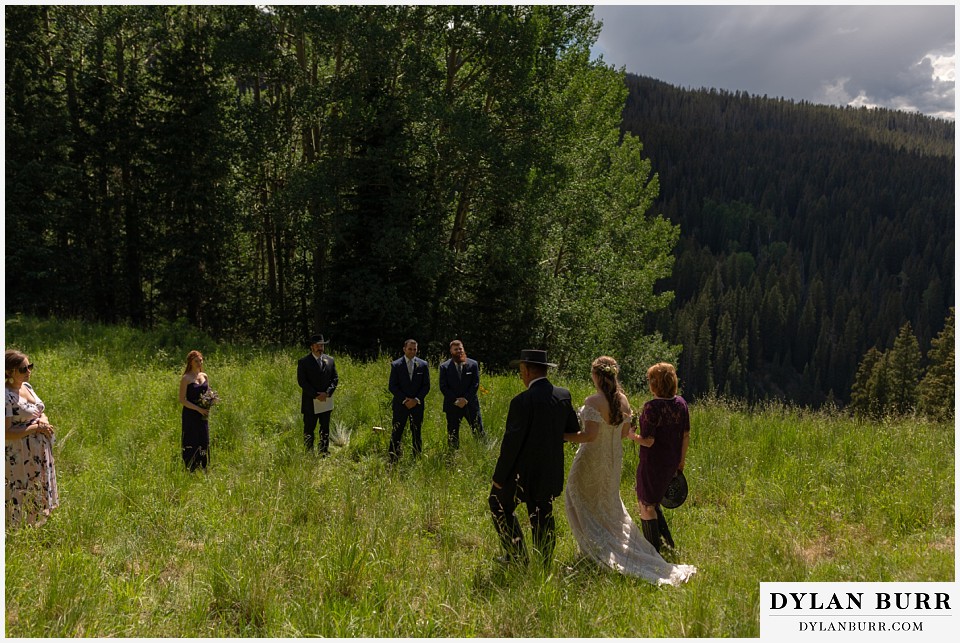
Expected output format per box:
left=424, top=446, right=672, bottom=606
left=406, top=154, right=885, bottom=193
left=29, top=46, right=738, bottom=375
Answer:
left=178, top=350, right=210, bottom=471
left=629, top=362, right=691, bottom=552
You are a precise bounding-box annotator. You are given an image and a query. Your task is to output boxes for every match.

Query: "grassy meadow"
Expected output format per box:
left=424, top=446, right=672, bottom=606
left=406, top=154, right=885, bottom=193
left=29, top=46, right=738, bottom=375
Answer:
left=3, top=316, right=955, bottom=637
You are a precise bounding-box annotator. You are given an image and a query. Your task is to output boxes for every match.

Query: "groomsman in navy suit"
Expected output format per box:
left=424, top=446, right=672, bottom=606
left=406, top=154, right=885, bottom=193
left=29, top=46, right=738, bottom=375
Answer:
left=297, top=334, right=339, bottom=455
left=388, top=339, right=431, bottom=462
left=438, top=339, right=486, bottom=449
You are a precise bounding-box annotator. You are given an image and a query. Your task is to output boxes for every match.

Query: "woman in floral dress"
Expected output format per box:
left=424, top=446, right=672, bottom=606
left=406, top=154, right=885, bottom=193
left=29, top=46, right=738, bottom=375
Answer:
left=5, top=349, right=59, bottom=528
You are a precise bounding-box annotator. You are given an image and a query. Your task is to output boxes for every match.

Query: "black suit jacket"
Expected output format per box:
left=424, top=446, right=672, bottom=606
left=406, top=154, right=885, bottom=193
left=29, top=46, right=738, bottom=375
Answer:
left=297, top=352, right=339, bottom=415
left=438, top=357, right=481, bottom=414
left=388, top=356, right=431, bottom=410
left=492, top=378, right=580, bottom=501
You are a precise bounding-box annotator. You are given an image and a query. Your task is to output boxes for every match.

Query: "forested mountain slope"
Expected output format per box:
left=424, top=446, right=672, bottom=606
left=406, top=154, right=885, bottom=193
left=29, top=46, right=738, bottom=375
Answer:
left=622, top=74, right=954, bottom=405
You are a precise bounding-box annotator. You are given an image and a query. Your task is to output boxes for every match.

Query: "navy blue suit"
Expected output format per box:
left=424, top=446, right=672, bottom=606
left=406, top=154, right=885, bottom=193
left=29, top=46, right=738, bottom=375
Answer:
left=388, top=356, right=430, bottom=460
left=438, top=357, right=486, bottom=448
left=297, top=352, right=338, bottom=453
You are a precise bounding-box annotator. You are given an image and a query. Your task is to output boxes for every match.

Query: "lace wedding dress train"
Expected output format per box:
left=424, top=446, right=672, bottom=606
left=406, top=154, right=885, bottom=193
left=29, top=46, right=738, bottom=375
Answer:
left=564, top=405, right=696, bottom=586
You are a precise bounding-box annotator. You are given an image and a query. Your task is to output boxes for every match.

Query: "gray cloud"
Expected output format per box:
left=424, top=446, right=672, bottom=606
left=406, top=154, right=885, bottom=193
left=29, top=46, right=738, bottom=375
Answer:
left=592, top=5, right=955, bottom=119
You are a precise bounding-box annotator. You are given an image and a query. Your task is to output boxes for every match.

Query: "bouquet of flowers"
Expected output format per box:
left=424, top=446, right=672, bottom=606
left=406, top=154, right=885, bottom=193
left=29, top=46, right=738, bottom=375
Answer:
left=197, top=389, right=221, bottom=410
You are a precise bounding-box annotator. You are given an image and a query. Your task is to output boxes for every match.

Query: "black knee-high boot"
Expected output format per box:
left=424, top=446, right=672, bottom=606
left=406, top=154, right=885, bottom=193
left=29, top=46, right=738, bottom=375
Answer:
left=655, top=505, right=675, bottom=549
left=641, top=518, right=661, bottom=552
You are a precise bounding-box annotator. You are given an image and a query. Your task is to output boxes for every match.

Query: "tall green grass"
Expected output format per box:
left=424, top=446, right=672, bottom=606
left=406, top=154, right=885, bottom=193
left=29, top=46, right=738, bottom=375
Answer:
left=3, top=316, right=954, bottom=636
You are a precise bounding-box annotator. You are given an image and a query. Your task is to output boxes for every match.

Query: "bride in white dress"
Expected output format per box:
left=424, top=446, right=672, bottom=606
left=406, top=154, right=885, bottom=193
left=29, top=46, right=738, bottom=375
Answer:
left=563, top=356, right=696, bottom=586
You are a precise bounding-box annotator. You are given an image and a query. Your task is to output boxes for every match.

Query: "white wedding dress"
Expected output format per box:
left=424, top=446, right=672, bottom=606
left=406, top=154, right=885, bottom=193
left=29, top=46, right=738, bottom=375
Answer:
left=564, top=404, right=696, bottom=586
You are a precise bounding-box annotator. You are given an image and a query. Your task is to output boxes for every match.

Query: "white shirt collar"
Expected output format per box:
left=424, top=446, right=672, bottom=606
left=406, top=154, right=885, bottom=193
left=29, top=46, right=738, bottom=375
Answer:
left=526, top=376, right=547, bottom=388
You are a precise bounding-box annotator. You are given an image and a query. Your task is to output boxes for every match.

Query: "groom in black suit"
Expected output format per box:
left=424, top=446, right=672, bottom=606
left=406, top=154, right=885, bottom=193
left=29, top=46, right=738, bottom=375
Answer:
left=489, top=349, right=580, bottom=564
left=388, top=338, right=431, bottom=462
left=297, top=334, right=339, bottom=455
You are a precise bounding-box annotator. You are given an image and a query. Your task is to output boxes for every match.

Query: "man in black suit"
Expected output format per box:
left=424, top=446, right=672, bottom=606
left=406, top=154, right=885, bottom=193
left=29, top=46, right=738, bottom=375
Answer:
left=297, top=334, right=339, bottom=455
left=489, top=349, right=580, bottom=565
left=388, top=338, right=431, bottom=462
left=438, top=339, right=487, bottom=449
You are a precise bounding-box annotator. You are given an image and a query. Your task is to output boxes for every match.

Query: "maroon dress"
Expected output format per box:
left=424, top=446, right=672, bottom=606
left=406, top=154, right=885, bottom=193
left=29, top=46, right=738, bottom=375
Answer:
left=635, top=395, right=689, bottom=506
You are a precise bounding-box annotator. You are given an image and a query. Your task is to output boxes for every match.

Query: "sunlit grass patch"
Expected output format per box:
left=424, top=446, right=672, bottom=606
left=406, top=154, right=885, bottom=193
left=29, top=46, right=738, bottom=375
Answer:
left=3, top=317, right=954, bottom=636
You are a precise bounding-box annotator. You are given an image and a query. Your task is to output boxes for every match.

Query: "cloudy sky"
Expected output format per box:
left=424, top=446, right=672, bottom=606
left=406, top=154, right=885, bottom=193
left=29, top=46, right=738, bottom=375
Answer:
left=591, top=4, right=955, bottom=120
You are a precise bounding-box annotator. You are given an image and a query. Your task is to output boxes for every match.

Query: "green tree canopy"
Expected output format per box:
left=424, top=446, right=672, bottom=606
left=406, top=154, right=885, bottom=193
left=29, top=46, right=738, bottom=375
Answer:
left=5, top=5, right=677, bottom=373
left=919, top=308, right=955, bottom=421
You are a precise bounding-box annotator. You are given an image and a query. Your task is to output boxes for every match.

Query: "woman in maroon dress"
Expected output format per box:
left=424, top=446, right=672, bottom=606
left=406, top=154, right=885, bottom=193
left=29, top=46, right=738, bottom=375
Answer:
left=628, top=362, right=690, bottom=552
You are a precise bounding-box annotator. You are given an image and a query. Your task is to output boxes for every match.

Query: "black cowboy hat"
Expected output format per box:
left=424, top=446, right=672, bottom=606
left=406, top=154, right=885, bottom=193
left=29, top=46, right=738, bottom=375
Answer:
left=508, top=349, right=558, bottom=368
left=307, top=334, right=329, bottom=345
left=661, top=470, right=688, bottom=509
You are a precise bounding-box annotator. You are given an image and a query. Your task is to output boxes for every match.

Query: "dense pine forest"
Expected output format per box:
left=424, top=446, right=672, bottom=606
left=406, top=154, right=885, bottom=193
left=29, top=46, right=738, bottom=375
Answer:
left=623, top=75, right=954, bottom=407
left=5, top=6, right=955, bottom=411
left=5, top=5, right=675, bottom=380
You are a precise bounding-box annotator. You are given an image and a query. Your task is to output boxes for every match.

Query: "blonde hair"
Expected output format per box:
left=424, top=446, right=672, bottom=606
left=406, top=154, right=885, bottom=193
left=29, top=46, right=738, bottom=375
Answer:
left=646, top=362, right=678, bottom=398
left=592, top=356, right=625, bottom=425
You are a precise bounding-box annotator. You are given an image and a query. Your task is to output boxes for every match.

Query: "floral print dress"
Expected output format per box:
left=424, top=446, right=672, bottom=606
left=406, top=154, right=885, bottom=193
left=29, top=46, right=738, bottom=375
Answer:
left=5, top=383, right=60, bottom=527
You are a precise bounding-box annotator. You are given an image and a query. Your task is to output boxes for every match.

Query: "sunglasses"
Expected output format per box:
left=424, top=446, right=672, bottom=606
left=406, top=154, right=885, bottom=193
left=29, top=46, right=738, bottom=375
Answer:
left=17, top=363, right=35, bottom=374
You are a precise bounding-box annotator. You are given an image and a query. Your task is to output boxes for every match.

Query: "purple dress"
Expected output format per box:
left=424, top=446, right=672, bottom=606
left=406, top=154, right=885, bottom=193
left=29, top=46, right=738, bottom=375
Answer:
left=635, top=396, right=689, bottom=506
left=181, top=380, right=209, bottom=471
